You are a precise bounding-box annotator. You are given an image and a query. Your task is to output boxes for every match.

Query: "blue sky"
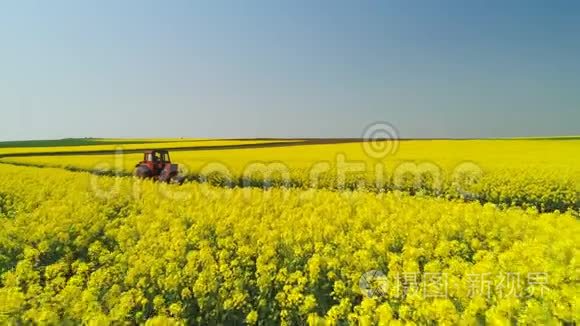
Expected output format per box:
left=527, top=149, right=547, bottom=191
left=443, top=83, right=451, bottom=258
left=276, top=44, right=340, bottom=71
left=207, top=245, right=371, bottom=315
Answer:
left=1, top=0, right=579, bottom=140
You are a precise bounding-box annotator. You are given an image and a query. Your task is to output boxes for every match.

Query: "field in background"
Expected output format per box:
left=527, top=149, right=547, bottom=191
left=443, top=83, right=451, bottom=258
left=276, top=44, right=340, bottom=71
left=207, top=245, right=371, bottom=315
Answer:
left=0, top=138, right=200, bottom=148
left=0, top=138, right=299, bottom=156
left=1, top=138, right=578, bottom=212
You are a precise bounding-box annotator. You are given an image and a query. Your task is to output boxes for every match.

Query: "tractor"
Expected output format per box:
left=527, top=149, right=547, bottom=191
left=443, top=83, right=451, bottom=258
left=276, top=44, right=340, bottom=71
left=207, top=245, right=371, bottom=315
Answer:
left=134, top=150, right=184, bottom=184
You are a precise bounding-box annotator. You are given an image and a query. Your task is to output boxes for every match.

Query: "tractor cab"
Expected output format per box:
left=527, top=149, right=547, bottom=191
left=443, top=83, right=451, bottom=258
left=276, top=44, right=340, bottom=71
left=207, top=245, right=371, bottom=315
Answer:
left=140, top=150, right=171, bottom=174
left=144, top=150, right=171, bottom=164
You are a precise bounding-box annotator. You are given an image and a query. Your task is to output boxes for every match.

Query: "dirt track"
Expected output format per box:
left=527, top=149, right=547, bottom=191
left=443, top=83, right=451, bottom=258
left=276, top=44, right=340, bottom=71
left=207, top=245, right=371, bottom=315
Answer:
left=0, top=137, right=525, bottom=159
left=0, top=139, right=367, bottom=158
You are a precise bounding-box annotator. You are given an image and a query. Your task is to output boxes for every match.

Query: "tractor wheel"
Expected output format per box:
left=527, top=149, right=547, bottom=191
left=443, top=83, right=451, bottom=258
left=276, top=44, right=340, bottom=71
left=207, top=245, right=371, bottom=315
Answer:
left=170, top=175, right=185, bottom=185
left=134, top=165, right=152, bottom=178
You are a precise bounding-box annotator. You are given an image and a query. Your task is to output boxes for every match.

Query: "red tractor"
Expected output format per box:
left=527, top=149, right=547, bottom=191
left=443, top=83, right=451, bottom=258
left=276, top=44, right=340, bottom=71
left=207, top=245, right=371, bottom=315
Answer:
left=134, top=150, right=184, bottom=184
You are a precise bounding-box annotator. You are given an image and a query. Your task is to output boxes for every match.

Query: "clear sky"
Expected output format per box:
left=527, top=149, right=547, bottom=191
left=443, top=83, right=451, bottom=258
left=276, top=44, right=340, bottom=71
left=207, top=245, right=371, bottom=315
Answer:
left=1, top=0, right=579, bottom=140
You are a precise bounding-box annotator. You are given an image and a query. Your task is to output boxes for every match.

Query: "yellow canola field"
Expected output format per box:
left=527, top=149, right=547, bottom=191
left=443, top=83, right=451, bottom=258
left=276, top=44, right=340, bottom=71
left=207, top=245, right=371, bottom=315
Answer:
left=0, top=165, right=578, bottom=324
left=2, top=139, right=578, bottom=211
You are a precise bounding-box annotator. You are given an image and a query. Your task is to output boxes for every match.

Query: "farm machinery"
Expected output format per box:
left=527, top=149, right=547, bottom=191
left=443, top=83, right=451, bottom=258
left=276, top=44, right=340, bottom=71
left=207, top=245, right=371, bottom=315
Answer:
left=134, top=150, right=185, bottom=184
